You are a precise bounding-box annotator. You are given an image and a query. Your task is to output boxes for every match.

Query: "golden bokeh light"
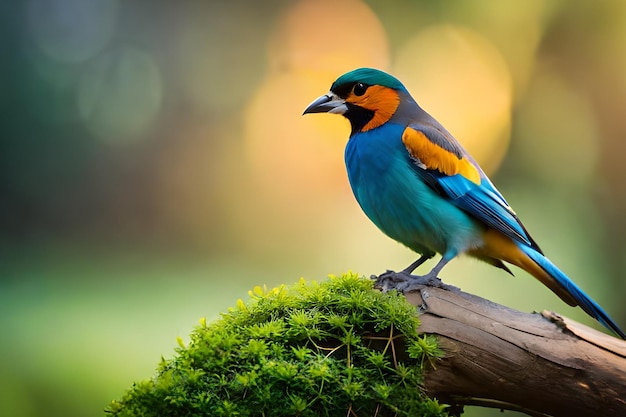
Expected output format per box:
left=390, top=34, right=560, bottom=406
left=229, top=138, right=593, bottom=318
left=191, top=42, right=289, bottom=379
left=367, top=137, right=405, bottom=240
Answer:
left=241, top=0, right=391, bottom=246
left=246, top=72, right=349, bottom=199
left=394, top=25, right=513, bottom=174
left=439, top=0, right=550, bottom=96
left=266, top=0, right=389, bottom=74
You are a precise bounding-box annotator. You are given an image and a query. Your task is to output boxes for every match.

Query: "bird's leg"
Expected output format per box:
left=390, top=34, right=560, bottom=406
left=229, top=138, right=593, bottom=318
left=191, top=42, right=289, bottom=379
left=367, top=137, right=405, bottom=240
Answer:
left=400, top=254, right=432, bottom=275
left=410, top=256, right=450, bottom=287
left=372, top=254, right=431, bottom=290
left=374, top=255, right=459, bottom=293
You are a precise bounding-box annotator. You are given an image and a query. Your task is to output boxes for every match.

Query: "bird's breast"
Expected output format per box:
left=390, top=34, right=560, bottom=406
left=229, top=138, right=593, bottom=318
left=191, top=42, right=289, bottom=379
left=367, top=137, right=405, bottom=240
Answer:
left=344, top=125, right=482, bottom=255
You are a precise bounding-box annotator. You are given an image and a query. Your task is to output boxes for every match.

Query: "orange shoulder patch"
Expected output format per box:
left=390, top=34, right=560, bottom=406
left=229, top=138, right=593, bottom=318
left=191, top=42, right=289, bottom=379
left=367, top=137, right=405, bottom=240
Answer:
left=402, top=127, right=480, bottom=184
left=345, top=85, right=400, bottom=132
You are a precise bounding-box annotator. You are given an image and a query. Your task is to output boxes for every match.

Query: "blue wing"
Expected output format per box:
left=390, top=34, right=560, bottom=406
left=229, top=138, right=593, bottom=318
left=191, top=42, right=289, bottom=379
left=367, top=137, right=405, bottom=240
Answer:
left=403, top=124, right=542, bottom=253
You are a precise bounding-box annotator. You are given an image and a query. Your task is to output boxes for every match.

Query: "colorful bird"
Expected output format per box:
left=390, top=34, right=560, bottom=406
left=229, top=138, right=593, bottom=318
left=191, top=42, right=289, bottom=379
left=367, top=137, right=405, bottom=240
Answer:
left=304, top=67, right=625, bottom=339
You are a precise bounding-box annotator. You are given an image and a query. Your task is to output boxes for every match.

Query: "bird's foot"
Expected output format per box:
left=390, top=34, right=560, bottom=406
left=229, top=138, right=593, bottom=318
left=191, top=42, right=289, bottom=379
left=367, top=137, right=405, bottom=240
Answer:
left=372, top=270, right=458, bottom=293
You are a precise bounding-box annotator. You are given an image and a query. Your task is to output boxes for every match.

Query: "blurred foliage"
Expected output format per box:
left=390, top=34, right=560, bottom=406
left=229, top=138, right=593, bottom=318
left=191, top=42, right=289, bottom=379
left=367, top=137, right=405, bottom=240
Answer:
left=2, top=1, right=626, bottom=417
left=106, top=274, right=446, bottom=417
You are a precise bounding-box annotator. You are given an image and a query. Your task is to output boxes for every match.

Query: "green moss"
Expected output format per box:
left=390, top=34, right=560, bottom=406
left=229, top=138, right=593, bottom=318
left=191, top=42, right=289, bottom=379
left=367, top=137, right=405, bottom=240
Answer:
left=105, top=273, right=447, bottom=417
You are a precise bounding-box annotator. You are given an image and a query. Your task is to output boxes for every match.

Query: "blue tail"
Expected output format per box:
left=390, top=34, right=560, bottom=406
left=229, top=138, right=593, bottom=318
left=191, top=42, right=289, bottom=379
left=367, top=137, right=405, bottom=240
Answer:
left=519, top=245, right=626, bottom=339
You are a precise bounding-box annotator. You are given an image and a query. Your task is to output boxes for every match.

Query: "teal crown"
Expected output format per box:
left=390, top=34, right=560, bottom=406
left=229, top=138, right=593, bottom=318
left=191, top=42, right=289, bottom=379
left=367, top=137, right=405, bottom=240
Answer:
left=331, top=68, right=407, bottom=92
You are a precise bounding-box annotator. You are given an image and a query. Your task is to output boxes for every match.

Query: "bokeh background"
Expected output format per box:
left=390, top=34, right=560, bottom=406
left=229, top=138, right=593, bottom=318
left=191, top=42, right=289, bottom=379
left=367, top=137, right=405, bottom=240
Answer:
left=2, top=1, right=626, bottom=416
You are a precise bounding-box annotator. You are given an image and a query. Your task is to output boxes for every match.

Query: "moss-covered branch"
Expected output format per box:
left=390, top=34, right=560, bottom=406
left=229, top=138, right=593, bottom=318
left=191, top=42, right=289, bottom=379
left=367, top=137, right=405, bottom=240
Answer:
left=105, top=273, right=626, bottom=417
left=105, top=273, right=449, bottom=417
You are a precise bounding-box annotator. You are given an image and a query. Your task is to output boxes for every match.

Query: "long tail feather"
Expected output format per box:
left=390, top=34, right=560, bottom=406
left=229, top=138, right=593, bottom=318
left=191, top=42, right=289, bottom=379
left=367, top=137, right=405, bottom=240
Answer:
left=519, top=245, right=626, bottom=339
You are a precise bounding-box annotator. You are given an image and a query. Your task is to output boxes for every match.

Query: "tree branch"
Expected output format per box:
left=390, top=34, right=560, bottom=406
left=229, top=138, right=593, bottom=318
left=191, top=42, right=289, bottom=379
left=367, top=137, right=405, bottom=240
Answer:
left=391, top=282, right=626, bottom=416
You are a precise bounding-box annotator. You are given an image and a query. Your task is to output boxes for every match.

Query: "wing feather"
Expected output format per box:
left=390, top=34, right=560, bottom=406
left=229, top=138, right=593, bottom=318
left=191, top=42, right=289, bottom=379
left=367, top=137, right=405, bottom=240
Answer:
left=402, top=125, right=541, bottom=251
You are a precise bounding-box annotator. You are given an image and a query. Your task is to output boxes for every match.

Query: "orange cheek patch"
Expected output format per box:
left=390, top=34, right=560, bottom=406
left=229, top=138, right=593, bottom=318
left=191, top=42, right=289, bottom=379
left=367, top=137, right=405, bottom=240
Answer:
left=402, top=127, right=481, bottom=184
left=346, top=86, right=400, bottom=131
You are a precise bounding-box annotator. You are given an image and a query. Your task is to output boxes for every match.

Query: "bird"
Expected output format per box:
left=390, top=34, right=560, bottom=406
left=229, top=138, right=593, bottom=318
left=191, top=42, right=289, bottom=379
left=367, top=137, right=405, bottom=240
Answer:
left=303, top=67, right=625, bottom=339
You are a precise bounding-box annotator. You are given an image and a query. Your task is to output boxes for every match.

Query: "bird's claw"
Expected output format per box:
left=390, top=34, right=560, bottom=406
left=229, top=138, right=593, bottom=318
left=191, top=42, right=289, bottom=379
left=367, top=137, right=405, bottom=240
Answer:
left=372, top=270, right=457, bottom=293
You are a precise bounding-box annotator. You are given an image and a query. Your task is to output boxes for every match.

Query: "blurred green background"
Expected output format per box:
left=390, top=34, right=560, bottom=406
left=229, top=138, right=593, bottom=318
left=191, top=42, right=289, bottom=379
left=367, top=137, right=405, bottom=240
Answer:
left=2, top=1, right=626, bottom=416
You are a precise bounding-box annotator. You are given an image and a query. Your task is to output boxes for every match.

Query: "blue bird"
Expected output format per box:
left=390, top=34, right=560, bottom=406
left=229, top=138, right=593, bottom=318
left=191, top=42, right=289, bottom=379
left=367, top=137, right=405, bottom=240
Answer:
left=304, top=67, right=625, bottom=339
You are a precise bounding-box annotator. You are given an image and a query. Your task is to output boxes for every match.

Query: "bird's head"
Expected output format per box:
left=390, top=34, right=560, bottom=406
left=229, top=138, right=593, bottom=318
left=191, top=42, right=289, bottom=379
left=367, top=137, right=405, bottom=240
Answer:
left=303, top=68, right=410, bottom=135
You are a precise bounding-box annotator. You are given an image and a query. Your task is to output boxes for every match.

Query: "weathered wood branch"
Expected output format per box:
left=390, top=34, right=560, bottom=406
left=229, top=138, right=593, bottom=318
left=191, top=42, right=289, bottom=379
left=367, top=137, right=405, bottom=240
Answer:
left=383, top=281, right=626, bottom=417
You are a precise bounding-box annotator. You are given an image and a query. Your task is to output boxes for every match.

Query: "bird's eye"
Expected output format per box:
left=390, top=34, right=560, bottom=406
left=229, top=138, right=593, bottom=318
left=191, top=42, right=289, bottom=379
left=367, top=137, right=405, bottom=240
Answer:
left=353, top=83, right=368, bottom=96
